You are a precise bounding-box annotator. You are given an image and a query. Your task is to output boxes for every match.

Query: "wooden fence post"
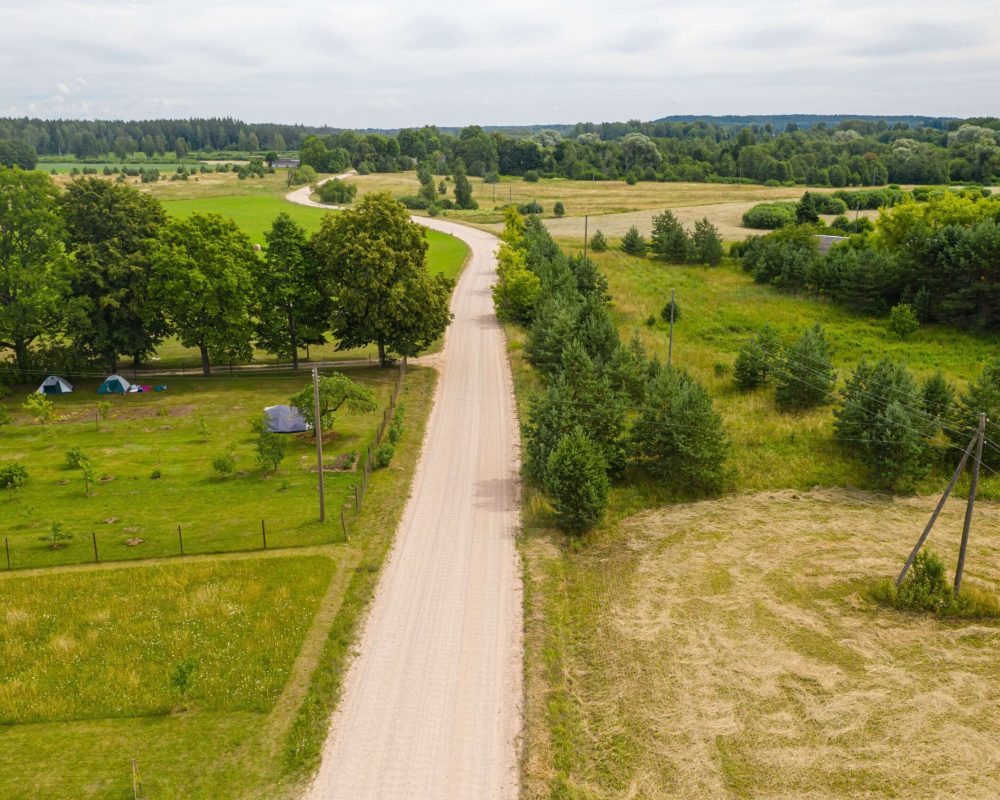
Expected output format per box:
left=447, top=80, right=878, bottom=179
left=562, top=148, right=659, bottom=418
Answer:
left=178, top=525, right=184, bottom=556
left=354, top=484, right=359, bottom=511
left=92, top=531, right=99, bottom=563
left=261, top=519, right=267, bottom=550
left=5, top=537, right=9, bottom=569
left=341, top=508, right=349, bottom=542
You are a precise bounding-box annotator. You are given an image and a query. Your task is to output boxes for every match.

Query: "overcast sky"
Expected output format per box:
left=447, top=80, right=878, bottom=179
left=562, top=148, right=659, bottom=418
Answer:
left=2, top=0, right=998, bottom=127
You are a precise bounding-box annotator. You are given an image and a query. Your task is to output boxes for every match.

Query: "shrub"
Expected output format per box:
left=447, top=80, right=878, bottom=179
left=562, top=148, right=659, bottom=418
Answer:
left=398, top=195, right=429, bottom=210
left=289, top=165, right=317, bottom=185
left=733, top=325, right=780, bottom=390
left=630, top=368, right=729, bottom=492
left=255, top=430, right=287, bottom=474
left=523, top=170, right=540, bottom=183
left=388, top=403, right=405, bottom=445
left=660, top=297, right=681, bottom=323
left=0, top=462, right=28, bottom=499
left=65, top=447, right=91, bottom=470
left=620, top=226, right=647, bottom=256
left=872, top=550, right=1000, bottom=618
left=0, top=404, right=11, bottom=431
left=40, top=521, right=72, bottom=550
left=21, top=394, right=54, bottom=427
left=544, top=428, right=609, bottom=535
left=774, top=324, right=836, bottom=411
left=518, top=200, right=543, bottom=215
left=553, top=201, right=565, bottom=217
left=625, top=173, right=637, bottom=185
left=742, top=202, right=797, bottom=229
left=888, top=303, right=919, bottom=339
left=808, top=192, right=848, bottom=214
left=589, top=229, right=608, bottom=252
left=212, top=452, right=236, bottom=477
left=315, top=178, right=357, bottom=204
left=374, top=441, right=395, bottom=468
left=484, top=171, right=500, bottom=184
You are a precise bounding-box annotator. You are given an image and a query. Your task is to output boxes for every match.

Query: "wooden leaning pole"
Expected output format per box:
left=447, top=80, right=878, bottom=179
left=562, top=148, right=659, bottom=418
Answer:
left=896, top=413, right=986, bottom=593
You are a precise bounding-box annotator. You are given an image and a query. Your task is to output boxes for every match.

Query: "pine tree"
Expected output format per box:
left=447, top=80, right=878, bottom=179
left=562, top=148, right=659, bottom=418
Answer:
left=452, top=159, right=477, bottom=210
left=589, top=229, right=608, bottom=252
left=620, top=226, right=647, bottom=256
left=631, top=368, right=729, bottom=492
left=692, top=218, right=724, bottom=265
left=951, top=358, right=1000, bottom=468
left=774, top=324, right=836, bottom=410
left=733, top=325, right=780, bottom=390
left=650, top=210, right=683, bottom=257
left=545, top=428, right=609, bottom=535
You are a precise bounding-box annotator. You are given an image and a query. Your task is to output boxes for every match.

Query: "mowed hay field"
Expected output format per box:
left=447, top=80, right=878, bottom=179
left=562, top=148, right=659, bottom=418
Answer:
left=344, top=171, right=848, bottom=238
left=521, top=489, right=1000, bottom=799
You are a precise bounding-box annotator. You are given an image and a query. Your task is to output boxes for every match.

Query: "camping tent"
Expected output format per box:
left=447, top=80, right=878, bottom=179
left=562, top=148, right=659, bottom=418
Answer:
left=98, top=375, right=131, bottom=394
left=264, top=404, right=310, bottom=433
left=36, top=375, right=73, bottom=395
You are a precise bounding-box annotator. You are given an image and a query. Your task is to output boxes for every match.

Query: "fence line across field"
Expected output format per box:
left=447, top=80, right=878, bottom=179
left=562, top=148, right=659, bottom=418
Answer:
left=2, top=359, right=408, bottom=573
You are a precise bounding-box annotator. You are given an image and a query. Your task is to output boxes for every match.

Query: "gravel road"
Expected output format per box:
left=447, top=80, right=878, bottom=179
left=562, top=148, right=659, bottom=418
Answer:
left=292, top=193, right=523, bottom=799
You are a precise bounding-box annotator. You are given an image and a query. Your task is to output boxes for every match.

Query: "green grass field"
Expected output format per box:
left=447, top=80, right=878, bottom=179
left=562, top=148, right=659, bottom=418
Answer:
left=0, top=361, right=439, bottom=799
left=0, top=368, right=427, bottom=569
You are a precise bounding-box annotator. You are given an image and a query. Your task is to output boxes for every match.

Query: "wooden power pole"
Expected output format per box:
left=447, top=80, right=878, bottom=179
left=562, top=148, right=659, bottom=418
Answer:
left=312, top=368, right=325, bottom=522
left=954, top=413, right=986, bottom=594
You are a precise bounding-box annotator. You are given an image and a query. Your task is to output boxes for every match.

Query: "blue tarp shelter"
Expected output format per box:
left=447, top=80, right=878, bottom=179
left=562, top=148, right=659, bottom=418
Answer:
left=264, top=404, right=310, bottom=433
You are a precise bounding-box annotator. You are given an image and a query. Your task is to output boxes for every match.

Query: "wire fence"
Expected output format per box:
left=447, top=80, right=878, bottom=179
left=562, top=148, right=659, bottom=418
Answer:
left=2, top=359, right=408, bottom=573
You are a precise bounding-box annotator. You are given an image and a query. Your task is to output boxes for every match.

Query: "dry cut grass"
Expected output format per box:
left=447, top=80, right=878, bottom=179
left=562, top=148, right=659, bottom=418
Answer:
left=522, top=488, right=1000, bottom=799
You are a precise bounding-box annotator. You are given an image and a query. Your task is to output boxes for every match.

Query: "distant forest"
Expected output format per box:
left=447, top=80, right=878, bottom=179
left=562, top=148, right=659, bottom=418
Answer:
left=2, top=114, right=1000, bottom=185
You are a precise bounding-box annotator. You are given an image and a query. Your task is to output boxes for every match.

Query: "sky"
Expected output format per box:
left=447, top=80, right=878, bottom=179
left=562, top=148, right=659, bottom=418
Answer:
left=2, top=0, right=998, bottom=127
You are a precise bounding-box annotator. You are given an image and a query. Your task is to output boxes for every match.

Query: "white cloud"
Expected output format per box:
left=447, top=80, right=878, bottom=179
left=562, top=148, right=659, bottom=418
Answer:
left=0, top=0, right=997, bottom=125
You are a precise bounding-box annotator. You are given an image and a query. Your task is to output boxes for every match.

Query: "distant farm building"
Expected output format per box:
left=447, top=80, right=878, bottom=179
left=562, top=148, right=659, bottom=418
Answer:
left=273, top=157, right=300, bottom=168
left=816, top=234, right=848, bottom=255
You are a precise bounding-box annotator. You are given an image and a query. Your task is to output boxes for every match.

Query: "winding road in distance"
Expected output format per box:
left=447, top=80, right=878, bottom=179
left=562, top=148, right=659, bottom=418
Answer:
left=287, top=180, right=524, bottom=799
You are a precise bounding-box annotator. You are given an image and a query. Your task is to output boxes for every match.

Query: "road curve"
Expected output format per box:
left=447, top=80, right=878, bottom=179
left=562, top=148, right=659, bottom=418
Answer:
left=292, top=191, right=524, bottom=799
left=283, top=171, right=355, bottom=209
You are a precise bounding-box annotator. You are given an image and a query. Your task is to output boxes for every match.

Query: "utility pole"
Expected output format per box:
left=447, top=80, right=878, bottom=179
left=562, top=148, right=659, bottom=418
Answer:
left=955, top=413, right=986, bottom=594
left=312, top=368, right=325, bottom=522
left=583, top=215, right=589, bottom=261
left=667, top=287, right=676, bottom=367
left=897, top=428, right=978, bottom=587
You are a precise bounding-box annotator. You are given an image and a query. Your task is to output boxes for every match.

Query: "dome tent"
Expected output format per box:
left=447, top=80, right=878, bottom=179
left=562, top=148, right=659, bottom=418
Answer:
left=98, top=374, right=131, bottom=394
left=264, top=404, right=310, bottom=434
left=36, top=375, right=73, bottom=395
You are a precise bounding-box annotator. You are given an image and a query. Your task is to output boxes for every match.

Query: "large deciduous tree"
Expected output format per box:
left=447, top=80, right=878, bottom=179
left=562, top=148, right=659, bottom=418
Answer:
left=60, top=177, right=168, bottom=371
left=255, top=213, right=329, bottom=368
left=0, top=168, right=69, bottom=371
left=150, top=213, right=258, bottom=375
left=311, top=193, right=453, bottom=367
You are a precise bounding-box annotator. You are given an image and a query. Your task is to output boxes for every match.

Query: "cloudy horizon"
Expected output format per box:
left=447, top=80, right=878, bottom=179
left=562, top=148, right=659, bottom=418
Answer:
left=2, top=0, right=998, bottom=127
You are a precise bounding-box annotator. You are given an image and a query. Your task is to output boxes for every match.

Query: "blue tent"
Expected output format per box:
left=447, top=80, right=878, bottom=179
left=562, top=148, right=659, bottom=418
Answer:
left=36, top=375, right=73, bottom=395
left=98, top=374, right=131, bottom=394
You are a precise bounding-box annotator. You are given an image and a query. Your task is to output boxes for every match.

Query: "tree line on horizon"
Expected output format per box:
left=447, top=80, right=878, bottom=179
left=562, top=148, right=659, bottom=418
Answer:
left=3, top=116, right=1000, bottom=186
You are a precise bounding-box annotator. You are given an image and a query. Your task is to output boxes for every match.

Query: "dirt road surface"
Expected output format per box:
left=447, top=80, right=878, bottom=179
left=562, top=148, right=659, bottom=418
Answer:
left=290, top=193, right=523, bottom=799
